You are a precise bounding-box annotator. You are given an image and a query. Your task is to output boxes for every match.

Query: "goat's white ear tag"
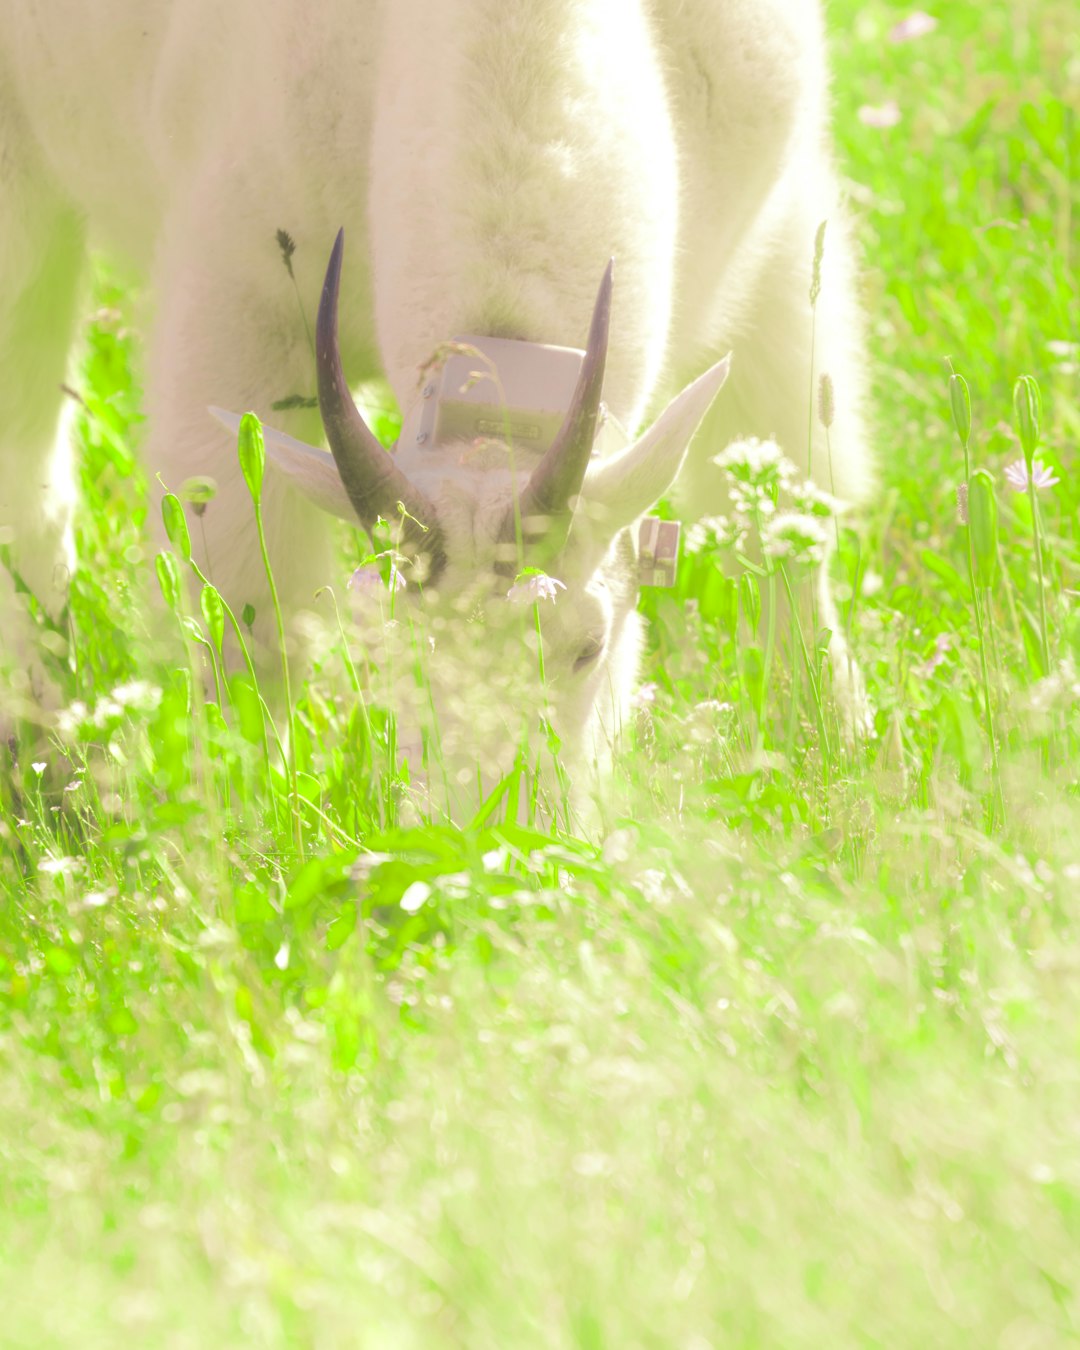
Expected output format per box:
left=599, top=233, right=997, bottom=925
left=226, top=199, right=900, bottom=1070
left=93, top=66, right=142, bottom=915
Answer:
left=638, top=517, right=681, bottom=587
left=208, top=407, right=357, bottom=523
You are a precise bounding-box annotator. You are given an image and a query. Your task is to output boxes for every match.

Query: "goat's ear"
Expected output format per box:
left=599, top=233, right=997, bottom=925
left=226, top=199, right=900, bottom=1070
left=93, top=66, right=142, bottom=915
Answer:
left=209, top=407, right=358, bottom=522
left=580, top=355, right=731, bottom=534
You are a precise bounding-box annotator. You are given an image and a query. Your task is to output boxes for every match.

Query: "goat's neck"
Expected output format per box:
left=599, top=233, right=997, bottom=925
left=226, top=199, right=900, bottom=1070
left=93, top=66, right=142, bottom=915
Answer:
left=368, top=0, right=679, bottom=428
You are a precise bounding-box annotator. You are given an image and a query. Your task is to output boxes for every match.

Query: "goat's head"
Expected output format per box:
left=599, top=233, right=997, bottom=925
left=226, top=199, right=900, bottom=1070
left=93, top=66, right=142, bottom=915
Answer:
left=214, top=230, right=729, bottom=817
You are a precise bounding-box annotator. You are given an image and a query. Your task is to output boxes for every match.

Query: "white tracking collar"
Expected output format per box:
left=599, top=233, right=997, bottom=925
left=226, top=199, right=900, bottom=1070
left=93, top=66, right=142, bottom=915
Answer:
left=397, top=334, right=630, bottom=460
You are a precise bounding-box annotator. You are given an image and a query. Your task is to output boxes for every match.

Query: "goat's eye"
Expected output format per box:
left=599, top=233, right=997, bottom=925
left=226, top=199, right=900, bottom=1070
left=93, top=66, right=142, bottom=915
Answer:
left=573, top=638, right=604, bottom=672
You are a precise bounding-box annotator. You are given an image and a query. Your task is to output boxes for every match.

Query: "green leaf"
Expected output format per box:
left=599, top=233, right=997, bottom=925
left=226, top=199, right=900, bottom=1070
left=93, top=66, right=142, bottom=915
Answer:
left=238, top=412, right=266, bottom=505
left=949, top=372, right=971, bottom=448
left=919, top=549, right=968, bottom=602
left=161, top=493, right=191, bottom=562
left=968, top=470, right=999, bottom=588
left=741, top=644, right=764, bottom=707
left=44, top=946, right=76, bottom=977
left=200, top=584, right=225, bottom=652
left=326, top=904, right=356, bottom=951
left=108, top=1007, right=139, bottom=1037
left=228, top=672, right=264, bottom=745
left=155, top=550, right=182, bottom=612
left=285, top=854, right=359, bottom=912
left=739, top=572, right=761, bottom=636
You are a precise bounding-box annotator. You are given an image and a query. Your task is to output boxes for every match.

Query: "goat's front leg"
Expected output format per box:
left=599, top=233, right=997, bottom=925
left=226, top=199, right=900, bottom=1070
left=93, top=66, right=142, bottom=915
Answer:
left=0, top=105, right=86, bottom=733
left=142, top=189, right=380, bottom=670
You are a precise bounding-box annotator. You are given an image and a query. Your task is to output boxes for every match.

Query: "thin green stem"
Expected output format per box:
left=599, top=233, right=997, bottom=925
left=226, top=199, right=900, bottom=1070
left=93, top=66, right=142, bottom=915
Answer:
left=1027, top=480, right=1052, bottom=676
left=253, top=500, right=303, bottom=858
left=188, top=557, right=281, bottom=833
left=779, top=565, right=832, bottom=775
left=967, top=464, right=998, bottom=815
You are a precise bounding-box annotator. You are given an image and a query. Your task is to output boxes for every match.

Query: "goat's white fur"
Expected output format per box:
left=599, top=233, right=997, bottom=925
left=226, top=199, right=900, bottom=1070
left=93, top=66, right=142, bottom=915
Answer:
left=0, top=0, right=870, bottom=803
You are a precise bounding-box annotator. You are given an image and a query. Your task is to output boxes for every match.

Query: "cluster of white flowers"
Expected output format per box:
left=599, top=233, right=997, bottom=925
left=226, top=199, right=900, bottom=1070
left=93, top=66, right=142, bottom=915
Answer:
left=761, top=511, right=830, bottom=564
left=684, top=514, right=747, bottom=556
left=789, top=478, right=848, bottom=520
left=1025, top=658, right=1080, bottom=716
left=698, top=437, right=845, bottom=567
left=711, top=436, right=796, bottom=485
left=56, top=680, right=162, bottom=740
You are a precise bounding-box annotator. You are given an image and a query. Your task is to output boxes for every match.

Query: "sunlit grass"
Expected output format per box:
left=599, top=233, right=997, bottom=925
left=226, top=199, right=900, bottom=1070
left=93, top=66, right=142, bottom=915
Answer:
left=2, top=2, right=1079, bottom=1344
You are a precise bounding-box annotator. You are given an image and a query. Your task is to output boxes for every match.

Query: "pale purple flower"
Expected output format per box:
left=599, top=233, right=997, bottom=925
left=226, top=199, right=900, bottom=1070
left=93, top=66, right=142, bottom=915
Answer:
left=348, top=562, right=406, bottom=593
left=921, top=632, right=951, bottom=676
left=858, top=101, right=901, bottom=129
left=889, top=11, right=937, bottom=43
left=1003, top=459, right=1059, bottom=493
left=956, top=481, right=969, bottom=524
left=631, top=681, right=659, bottom=710
left=507, top=572, right=566, bottom=604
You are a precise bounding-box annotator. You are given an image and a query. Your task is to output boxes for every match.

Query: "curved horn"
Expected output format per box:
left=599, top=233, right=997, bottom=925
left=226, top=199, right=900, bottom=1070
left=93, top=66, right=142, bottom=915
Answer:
left=317, top=229, right=444, bottom=570
left=502, top=259, right=613, bottom=553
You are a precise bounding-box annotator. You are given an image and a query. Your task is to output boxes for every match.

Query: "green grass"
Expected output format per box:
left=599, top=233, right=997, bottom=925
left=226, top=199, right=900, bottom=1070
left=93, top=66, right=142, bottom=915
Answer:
left=3, top=2, right=1080, bottom=1344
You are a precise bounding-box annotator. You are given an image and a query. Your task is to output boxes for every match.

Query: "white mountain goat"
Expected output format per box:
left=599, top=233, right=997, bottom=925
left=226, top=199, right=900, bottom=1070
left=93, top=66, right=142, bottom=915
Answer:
left=0, top=0, right=871, bottom=805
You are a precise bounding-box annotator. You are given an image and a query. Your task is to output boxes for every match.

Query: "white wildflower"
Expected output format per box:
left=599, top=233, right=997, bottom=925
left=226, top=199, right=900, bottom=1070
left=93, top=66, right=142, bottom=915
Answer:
left=1047, top=339, right=1078, bottom=375
left=56, top=700, right=90, bottom=739
left=694, top=699, right=735, bottom=718
left=688, top=699, right=736, bottom=739
left=789, top=478, right=848, bottom=519
left=761, top=511, right=830, bottom=563
left=1003, top=459, right=1059, bottom=493
left=858, top=101, right=902, bottom=129
left=1026, top=658, right=1080, bottom=715
left=110, top=680, right=163, bottom=713
left=684, top=515, right=747, bottom=555
left=93, top=697, right=122, bottom=728
left=631, top=682, right=659, bottom=710
left=728, top=484, right=778, bottom=520
left=38, top=855, right=82, bottom=877
left=711, top=437, right=797, bottom=489
left=55, top=682, right=161, bottom=741
left=889, top=12, right=937, bottom=43
left=400, top=881, right=431, bottom=914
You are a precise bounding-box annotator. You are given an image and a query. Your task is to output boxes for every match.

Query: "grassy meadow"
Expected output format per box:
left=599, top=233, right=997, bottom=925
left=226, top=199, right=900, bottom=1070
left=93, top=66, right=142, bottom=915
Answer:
left=3, top=2, right=1079, bottom=1345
